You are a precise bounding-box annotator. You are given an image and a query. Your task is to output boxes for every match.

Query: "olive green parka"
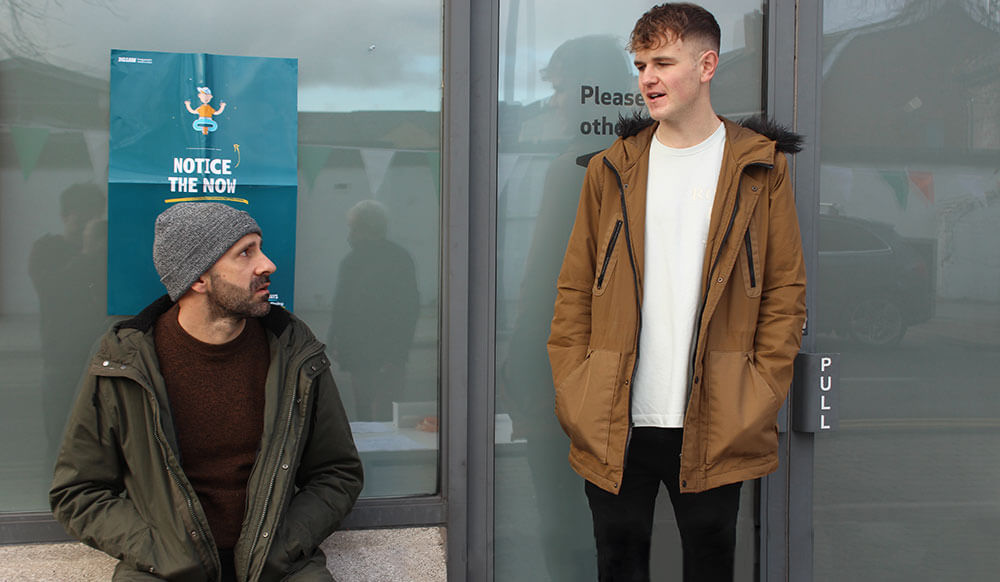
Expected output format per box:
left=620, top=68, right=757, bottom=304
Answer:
left=50, top=295, right=364, bottom=581
left=548, top=117, right=807, bottom=495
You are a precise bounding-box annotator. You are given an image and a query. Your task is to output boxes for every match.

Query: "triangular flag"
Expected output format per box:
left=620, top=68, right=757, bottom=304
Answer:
left=10, top=126, right=50, bottom=181
left=299, top=145, right=332, bottom=192
left=907, top=170, right=934, bottom=204
left=359, top=148, right=395, bottom=196
left=821, top=165, right=855, bottom=207
left=878, top=169, right=908, bottom=210
left=956, top=174, right=989, bottom=204
left=83, top=130, right=109, bottom=182
left=498, top=153, right=519, bottom=195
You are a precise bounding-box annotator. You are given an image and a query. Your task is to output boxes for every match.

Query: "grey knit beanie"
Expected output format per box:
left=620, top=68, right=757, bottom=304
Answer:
left=153, top=202, right=261, bottom=301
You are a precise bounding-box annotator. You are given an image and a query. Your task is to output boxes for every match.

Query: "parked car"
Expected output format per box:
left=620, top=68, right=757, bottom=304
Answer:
left=816, top=212, right=936, bottom=346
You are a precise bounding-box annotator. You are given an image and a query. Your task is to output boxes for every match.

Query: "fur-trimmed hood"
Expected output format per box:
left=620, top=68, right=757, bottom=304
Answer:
left=577, top=113, right=803, bottom=168
left=616, top=111, right=803, bottom=153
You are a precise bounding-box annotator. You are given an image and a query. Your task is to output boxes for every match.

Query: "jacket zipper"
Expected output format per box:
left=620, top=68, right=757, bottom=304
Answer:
left=132, top=377, right=216, bottom=578
left=597, top=220, right=623, bottom=289
left=603, top=157, right=641, bottom=474
left=690, top=176, right=742, bottom=379
left=244, top=344, right=325, bottom=581
left=690, top=162, right=772, bottom=369
left=685, top=162, right=770, bottom=481
left=150, top=417, right=214, bottom=568
left=744, top=229, right=756, bottom=288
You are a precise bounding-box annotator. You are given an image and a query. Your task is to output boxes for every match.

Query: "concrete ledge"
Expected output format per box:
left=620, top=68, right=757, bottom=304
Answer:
left=0, top=527, right=446, bottom=581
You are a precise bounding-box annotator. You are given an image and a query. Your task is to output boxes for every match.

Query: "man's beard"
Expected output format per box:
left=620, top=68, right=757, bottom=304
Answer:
left=206, top=273, right=271, bottom=320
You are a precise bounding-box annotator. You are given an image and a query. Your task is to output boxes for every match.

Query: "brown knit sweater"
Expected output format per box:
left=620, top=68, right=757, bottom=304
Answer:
left=154, top=304, right=269, bottom=550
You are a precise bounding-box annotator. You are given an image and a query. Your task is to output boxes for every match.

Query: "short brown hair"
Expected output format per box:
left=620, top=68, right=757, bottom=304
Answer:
left=628, top=3, right=721, bottom=53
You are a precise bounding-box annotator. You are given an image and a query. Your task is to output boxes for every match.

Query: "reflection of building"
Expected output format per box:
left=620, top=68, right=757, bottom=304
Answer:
left=712, top=10, right=766, bottom=117
left=0, top=58, right=109, bottom=315
left=818, top=3, right=1000, bottom=304
left=822, top=2, right=1000, bottom=158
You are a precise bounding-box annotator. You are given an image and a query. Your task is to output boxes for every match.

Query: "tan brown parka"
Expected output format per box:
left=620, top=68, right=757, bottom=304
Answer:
left=548, top=117, right=806, bottom=494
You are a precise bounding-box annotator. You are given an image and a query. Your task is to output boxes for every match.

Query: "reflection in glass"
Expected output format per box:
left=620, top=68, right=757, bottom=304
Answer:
left=0, top=0, right=442, bottom=514
left=28, top=184, right=109, bottom=466
left=495, top=2, right=764, bottom=579
left=816, top=1, right=1000, bottom=579
left=328, top=200, right=419, bottom=422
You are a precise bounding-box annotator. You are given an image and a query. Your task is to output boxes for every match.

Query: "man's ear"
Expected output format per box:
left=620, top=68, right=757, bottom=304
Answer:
left=700, top=49, right=719, bottom=83
left=189, top=274, right=210, bottom=294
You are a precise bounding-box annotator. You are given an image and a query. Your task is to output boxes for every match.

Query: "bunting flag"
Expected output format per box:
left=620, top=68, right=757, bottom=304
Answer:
left=878, top=169, right=909, bottom=210
left=83, top=130, right=109, bottom=182
left=10, top=126, right=50, bottom=181
left=359, top=148, right=395, bottom=196
left=497, top=153, right=519, bottom=195
left=821, top=165, right=855, bottom=208
left=299, top=145, right=332, bottom=192
left=956, top=173, right=989, bottom=204
left=907, top=170, right=934, bottom=204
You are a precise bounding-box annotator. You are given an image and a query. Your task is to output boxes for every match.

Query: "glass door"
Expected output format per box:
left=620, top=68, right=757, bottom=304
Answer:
left=812, top=1, right=1000, bottom=579
left=493, top=1, right=767, bottom=579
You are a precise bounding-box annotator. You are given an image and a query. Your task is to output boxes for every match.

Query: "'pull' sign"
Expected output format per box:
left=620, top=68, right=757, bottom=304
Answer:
left=793, top=353, right=840, bottom=432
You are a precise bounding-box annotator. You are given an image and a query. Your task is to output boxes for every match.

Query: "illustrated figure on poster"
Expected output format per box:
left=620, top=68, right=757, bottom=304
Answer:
left=185, top=86, right=226, bottom=134
left=328, top=200, right=419, bottom=422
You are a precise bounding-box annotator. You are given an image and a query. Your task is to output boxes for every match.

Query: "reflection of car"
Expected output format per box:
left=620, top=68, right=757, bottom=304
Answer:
left=817, top=213, right=935, bottom=346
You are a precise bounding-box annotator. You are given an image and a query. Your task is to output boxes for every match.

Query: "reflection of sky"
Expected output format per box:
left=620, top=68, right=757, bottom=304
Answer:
left=498, top=0, right=908, bottom=105
left=0, top=0, right=912, bottom=112
left=499, top=0, right=766, bottom=104
left=0, top=0, right=443, bottom=113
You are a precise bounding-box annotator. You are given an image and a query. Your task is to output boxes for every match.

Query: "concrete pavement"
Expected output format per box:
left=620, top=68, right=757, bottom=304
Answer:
left=0, top=527, right=446, bottom=581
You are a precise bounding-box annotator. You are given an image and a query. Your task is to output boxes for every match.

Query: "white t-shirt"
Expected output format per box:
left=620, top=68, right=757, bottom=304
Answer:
left=631, top=122, right=726, bottom=427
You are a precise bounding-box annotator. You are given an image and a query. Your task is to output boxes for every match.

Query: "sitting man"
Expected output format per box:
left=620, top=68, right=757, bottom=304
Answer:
left=51, top=202, right=363, bottom=581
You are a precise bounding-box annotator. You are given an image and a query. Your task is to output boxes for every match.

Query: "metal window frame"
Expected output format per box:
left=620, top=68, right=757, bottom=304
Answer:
left=446, top=0, right=498, bottom=578
left=760, top=0, right=823, bottom=581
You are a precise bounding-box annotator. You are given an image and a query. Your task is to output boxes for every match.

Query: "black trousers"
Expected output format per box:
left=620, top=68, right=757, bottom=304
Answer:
left=585, top=427, right=742, bottom=582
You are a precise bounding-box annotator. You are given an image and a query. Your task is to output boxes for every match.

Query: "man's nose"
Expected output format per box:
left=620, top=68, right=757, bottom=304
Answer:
left=257, top=252, right=277, bottom=276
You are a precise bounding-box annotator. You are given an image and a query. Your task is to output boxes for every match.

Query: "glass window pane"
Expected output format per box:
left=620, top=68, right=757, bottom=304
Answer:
left=1, top=0, right=442, bottom=514
left=817, top=2, right=1000, bottom=579
left=495, top=2, right=764, bottom=579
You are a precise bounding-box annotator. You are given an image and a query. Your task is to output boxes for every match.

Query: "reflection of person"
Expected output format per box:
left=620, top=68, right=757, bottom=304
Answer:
left=185, top=86, right=227, bottom=134
left=501, top=35, right=635, bottom=581
left=329, top=200, right=419, bottom=421
left=516, top=35, right=635, bottom=147
left=28, top=183, right=108, bottom=464
left=51, top=203, right=363, bottom=581
left=547, top=4, right=807, bottom=581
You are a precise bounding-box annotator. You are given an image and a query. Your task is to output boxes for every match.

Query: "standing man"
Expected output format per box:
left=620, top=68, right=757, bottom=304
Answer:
left=547, top=4, right=806, bottom=581
left=51, top=202, right=363, bottom=581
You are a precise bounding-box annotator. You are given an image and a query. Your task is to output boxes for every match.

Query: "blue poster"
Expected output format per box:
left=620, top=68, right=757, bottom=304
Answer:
left=108, top=49, right=297, bottom=314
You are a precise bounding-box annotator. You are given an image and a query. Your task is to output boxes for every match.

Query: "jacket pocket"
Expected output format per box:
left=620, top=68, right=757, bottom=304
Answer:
left=704, top=351, right=780, bottom=466
left=593, top=220, right=622, bottom=296
left=553, top=348, right=622, bottom=464
left=739, top=225, right=762, bottom=298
